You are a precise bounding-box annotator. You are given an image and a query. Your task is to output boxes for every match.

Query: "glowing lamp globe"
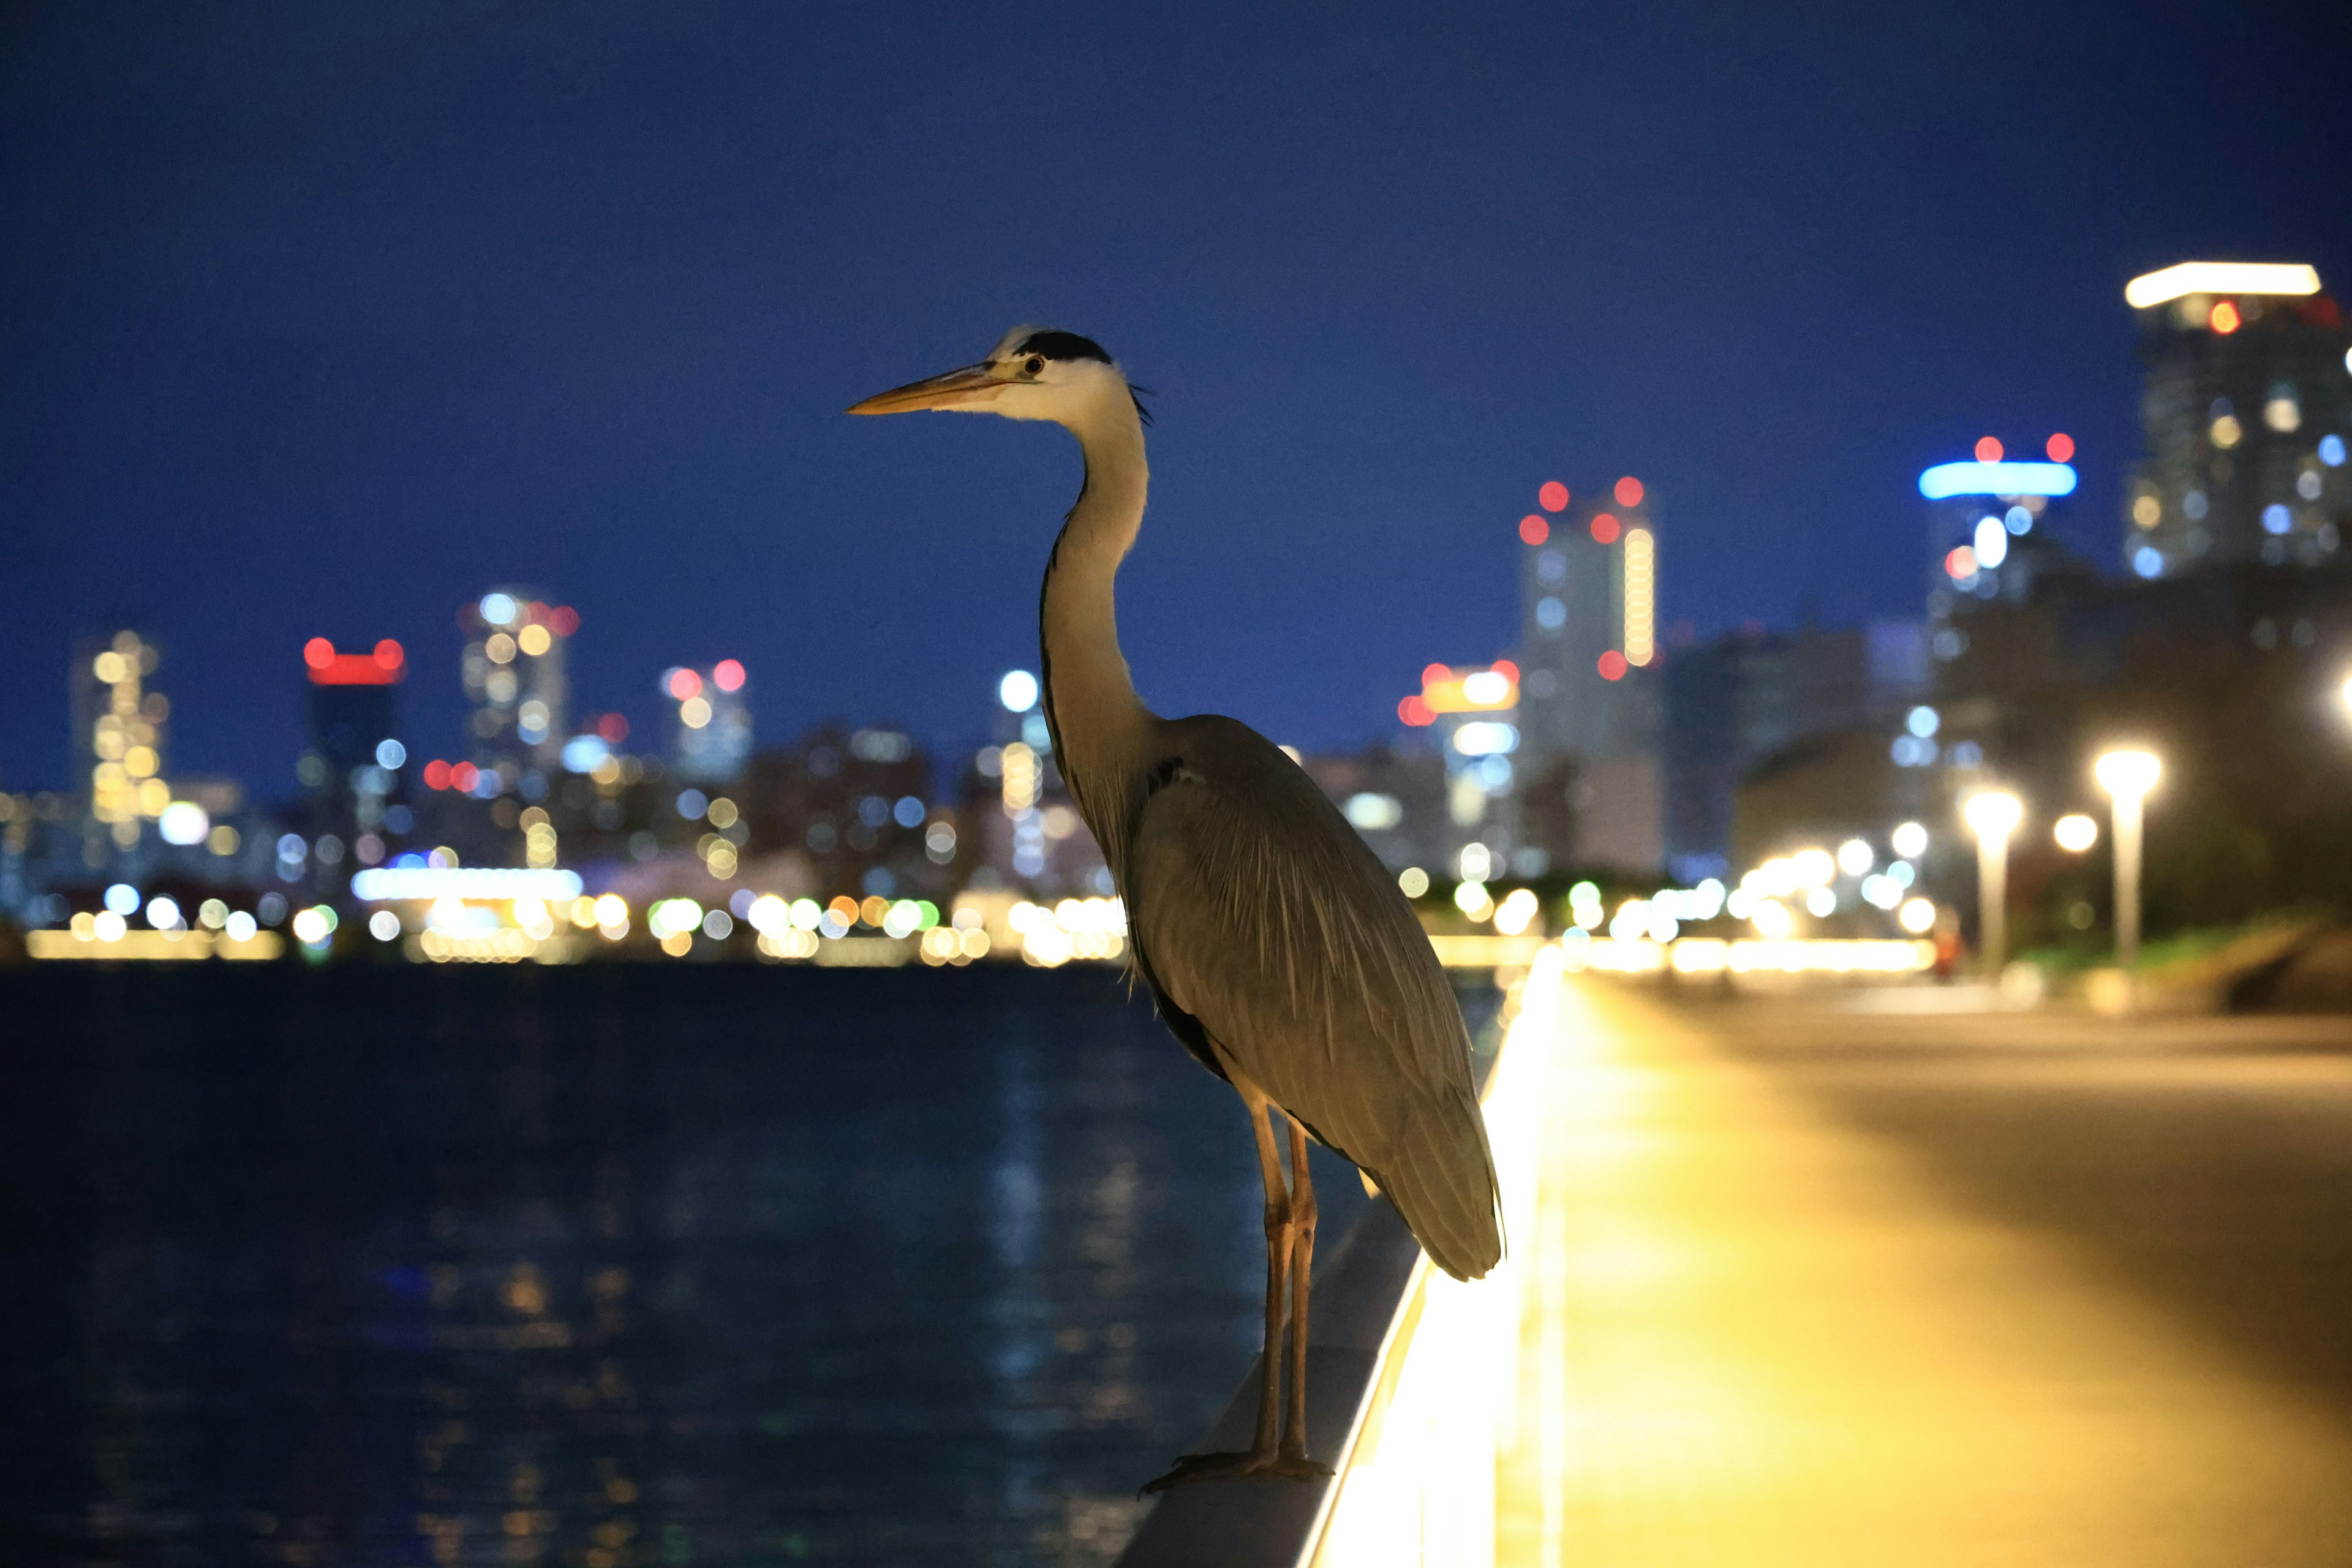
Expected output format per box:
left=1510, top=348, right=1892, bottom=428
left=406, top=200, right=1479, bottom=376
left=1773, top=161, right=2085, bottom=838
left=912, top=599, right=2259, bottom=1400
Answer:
left=1962, top=790, right=2023, bottom=840
left=2094, top=748, right=2162, bottom=801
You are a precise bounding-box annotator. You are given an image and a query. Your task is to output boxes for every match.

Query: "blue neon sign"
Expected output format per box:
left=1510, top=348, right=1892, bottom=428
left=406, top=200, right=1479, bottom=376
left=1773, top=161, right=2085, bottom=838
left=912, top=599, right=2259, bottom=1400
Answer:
left=1917, top=461, right=2078, bottom=499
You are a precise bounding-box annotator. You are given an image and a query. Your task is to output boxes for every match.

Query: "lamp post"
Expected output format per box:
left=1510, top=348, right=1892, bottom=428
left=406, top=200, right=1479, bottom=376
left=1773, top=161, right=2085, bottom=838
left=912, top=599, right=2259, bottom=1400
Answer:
left=1961, top=790, right=2023, bottom=977
left=2094, top=748, right=2162, bottom=984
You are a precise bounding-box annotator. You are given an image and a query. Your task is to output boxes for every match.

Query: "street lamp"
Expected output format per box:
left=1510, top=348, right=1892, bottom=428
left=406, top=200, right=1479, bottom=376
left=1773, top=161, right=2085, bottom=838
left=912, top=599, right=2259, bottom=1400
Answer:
left=1961, top=790, right=2024, bottom=976
left=2094, top=748, right=2162, bottom=981
left=2052, top=813, right=2098, bottom=853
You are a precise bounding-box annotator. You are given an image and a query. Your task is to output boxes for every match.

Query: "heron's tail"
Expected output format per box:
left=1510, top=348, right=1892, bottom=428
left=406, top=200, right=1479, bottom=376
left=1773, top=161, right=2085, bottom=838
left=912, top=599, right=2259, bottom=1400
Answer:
left=1370, top=1084, right=1502, bottom=1281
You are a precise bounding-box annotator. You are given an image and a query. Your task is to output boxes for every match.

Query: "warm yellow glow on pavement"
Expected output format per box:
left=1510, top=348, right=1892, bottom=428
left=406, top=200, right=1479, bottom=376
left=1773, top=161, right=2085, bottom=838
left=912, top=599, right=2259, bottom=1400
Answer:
left=1307, top=961, right=2352, bottom=1564
left=1487, top=979, right=2352, bottom=1566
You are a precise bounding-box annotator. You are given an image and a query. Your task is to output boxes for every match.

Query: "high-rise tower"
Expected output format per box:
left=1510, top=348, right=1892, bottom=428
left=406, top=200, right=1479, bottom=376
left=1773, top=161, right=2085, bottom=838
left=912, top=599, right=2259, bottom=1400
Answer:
left=461, top=590, right=576, bottom=799
left=74, top=629, right=170, bottom=855
left=662, top=659, right=754, bottom=785
left=2120, top=262, right=2351, bottom=577
left=1513, top=477, right=1662, bottom=873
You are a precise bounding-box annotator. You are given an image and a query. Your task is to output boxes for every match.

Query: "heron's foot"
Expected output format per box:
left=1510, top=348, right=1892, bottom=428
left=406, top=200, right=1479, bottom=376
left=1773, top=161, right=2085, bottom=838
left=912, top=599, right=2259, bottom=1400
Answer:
left=1139, top=1449, right=1333, bottom=1494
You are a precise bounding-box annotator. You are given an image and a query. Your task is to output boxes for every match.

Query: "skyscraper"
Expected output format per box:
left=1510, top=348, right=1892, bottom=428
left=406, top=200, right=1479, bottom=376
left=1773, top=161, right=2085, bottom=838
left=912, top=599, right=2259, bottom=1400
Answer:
left=2120, top=262, right=2351, bottom=577
left=461, top=590, right=576, bottom=799
left=1917, top=436, right=2085, bottom=663
left=662, top=660, right=754, bottom=785
left=301, top=636, right=409, bottom=873
left=1513, top=477, right=1662, bottom=873
left=1395, top=659, right=1520, bottom=875
left=74, top=629, right=170, bottom=858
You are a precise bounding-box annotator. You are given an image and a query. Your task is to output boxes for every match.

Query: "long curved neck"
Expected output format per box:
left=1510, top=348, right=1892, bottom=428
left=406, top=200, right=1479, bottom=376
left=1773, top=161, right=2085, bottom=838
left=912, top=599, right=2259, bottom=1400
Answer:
left=1040, top=404, right=1152, bottom=861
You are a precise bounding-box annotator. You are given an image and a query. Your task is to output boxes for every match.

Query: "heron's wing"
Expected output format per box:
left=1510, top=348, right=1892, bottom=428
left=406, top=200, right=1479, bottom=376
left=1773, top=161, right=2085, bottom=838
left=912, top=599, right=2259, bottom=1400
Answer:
left=1126, top=714, right=1500, bottom=1278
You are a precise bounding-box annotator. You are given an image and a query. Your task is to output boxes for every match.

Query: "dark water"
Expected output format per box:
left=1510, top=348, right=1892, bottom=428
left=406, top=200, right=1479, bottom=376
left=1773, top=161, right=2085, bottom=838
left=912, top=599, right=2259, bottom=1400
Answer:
left=0, top=963, right=1495, bottom=1567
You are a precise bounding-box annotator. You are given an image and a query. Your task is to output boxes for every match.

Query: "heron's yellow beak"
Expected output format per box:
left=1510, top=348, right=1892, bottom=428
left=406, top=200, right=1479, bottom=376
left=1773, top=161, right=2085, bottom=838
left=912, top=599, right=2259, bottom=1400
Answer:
left=847, top=362, right=1005, bottom=415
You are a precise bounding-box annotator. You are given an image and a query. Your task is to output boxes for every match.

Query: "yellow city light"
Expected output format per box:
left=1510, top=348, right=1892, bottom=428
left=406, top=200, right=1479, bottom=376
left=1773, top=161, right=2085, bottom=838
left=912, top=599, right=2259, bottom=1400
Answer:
left=1622, top=526, right=1656, bottom=666
left=1420, top=667, right=1518, bottom=714
left=2123, top=261, right=2321, bottom=309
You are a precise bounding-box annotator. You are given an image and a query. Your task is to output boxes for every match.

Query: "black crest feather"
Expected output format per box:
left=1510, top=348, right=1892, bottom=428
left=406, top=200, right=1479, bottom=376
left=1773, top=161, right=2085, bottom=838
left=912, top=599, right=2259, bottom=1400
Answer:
left=1016, top=329, right=1114, bottom=363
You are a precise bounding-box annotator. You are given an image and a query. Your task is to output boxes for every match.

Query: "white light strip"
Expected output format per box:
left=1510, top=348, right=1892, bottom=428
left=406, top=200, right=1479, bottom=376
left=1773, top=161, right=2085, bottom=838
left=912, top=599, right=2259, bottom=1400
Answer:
left=2124, top=262, right=2321, bottom=309
left=350, top=867, right=584, bottom=902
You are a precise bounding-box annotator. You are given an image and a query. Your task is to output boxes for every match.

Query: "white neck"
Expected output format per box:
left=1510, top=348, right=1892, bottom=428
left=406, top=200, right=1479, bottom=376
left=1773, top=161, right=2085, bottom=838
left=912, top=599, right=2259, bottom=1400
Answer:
left=1040, top=397, right=1153, bottom=862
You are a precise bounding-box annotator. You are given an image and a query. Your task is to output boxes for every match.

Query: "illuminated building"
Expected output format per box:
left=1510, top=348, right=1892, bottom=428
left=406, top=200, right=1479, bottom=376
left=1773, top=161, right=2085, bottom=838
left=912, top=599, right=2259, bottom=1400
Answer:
left=1396, top=660, right=1523, bottom=874
left=2120, top=261, right=2351, bottom=577
left=959, top=669, right=1111, bottom=896
left=742, top=722, right=952, bottom=900
left=460, top=589, right=577, bottom=799
left=1511, top=476, right=1663, bottom=873
left=1917, top=437, right=2092, bottom=669
left=300, top=636, right=410, bottom=878
left=74, top=629, right=172, bottom=858
left=661, top=659, right=753, bottom=785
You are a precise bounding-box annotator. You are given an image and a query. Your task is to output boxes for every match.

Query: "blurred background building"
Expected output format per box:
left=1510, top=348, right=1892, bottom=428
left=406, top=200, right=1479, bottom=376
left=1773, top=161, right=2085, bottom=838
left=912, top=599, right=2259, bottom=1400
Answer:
left=294, top=636, right=412, bottom=891
left=2120, top=262, right=2352, bottom=579
left=461, top=589, right=576, bottom=801
left=1513, top=477, right=1662, bottom=873
left=665, top=659, right=755, bottom=785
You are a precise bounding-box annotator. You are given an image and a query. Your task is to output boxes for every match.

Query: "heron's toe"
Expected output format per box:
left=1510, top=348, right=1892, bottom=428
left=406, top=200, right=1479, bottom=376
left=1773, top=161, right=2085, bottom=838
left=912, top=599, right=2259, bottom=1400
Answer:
left=1139, top=1448, right=1326, bottom=1494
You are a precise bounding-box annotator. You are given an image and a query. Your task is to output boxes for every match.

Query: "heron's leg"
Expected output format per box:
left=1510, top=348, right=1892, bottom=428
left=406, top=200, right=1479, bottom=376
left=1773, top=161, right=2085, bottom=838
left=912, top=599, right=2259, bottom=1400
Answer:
left=1278, top=1114, right=1327, bottom=1471
left=1245, top=1095, right=1295, bottom=1457
left=1140, top=1088, right=1310, bottom=1493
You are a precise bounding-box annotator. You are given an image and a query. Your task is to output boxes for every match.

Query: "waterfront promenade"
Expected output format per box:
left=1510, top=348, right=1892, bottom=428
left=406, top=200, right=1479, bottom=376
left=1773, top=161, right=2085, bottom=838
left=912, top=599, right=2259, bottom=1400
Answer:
left=1479, top=977, right=2352, bottom=1564
left=1486, top=987, right=2352, bottom=1561
left=1270, top=962, right=2352, bottom=1564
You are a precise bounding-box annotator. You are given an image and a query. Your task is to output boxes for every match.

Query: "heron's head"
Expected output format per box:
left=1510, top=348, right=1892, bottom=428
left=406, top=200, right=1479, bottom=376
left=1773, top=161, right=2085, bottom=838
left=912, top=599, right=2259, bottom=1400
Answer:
left=848, top=326, right=1145, bottom=429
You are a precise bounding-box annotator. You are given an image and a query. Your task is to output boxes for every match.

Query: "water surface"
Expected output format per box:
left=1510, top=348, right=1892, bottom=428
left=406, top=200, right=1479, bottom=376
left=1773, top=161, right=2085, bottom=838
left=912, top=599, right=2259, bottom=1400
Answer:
left=0, top=963, right=1490, bottom=1566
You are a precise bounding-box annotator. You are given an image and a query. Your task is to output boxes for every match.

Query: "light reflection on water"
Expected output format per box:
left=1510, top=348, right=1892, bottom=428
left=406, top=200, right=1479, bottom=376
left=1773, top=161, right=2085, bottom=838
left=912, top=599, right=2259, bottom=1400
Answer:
left=0, top=965, right=1502, bottom=1566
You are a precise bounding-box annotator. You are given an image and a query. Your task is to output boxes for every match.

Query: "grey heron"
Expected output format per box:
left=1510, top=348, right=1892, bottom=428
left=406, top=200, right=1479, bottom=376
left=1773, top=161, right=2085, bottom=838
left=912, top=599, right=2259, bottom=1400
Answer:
left=851, top=327, right=1501, bottom=1489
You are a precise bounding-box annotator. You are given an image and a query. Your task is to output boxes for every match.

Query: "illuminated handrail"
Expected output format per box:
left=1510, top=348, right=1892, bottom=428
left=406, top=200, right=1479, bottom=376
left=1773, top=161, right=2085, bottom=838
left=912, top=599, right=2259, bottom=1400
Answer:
left=1115, top=948, right=1559, bottom=1567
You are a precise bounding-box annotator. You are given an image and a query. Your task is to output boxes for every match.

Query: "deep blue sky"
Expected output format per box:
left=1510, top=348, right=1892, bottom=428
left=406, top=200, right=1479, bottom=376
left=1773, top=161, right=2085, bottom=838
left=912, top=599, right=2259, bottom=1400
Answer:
left=6, top=1, right=2348, bottom=794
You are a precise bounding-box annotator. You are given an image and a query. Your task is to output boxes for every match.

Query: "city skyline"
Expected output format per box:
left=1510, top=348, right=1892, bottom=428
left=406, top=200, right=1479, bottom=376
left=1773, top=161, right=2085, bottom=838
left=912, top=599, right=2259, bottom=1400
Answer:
left=8, top=3, right=2349, bottom=793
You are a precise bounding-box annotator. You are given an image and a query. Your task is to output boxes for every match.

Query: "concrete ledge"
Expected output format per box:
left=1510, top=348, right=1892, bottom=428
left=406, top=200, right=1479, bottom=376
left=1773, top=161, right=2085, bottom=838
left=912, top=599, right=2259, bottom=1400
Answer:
left=1114, top=1196, right=1426, bottom=1568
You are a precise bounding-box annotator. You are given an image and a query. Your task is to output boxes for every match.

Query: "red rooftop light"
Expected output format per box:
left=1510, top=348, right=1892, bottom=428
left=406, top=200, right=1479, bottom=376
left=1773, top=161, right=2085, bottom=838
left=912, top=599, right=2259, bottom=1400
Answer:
left=1421, top=663, right=1451, bottom=689
left=1398, top=695, right=1435, bottom=727
left=549, top=605, right=580, bottom=636
left=1974, top=435, right=2004, bottom=462
left=1590, top=513, right=1621, bottom=545
left=1613, top=476, right=1644, bottom=508
left=597, top=713, right=629, bottom=744
left=306, top=636, right=404, bottom=685
left=712, top=658, right=745, bottom=693
left=1597, top=651, right=1628, bottom=681
left=423, top=760, right=451, bottom=791
left=1537, top=481, right=1570, bottom=513
left=2209, top=300, right=2241, bottom=334
left=2046, top=432, right=2075, bottom=462
left=1491, top=659, right=1520, bottom=682
left=668, top=668, right=703, bottom=702
left=1519, top=514, right=1550, bottom=546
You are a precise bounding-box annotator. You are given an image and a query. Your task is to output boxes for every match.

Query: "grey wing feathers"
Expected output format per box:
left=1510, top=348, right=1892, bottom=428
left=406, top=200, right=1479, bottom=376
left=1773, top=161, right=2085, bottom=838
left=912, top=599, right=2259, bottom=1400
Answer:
left=1127, top=714, right=1502, bottom=1280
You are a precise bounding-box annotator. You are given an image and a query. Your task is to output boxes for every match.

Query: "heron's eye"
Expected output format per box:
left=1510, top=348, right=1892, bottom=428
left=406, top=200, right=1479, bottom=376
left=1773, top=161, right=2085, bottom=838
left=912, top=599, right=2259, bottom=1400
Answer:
left=1024, top=356, right=1045, bottom=377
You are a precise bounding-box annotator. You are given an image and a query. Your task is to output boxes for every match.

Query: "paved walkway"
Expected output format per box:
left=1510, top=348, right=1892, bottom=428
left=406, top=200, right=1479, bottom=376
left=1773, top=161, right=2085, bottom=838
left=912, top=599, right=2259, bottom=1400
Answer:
left=1495, top=979, right=2352, bottom=1567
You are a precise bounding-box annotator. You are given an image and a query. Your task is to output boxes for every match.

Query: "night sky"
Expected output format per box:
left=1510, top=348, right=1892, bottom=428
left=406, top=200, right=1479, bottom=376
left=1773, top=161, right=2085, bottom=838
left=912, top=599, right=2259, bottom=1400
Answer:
left=7, top=1, right=2349, bottom=796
